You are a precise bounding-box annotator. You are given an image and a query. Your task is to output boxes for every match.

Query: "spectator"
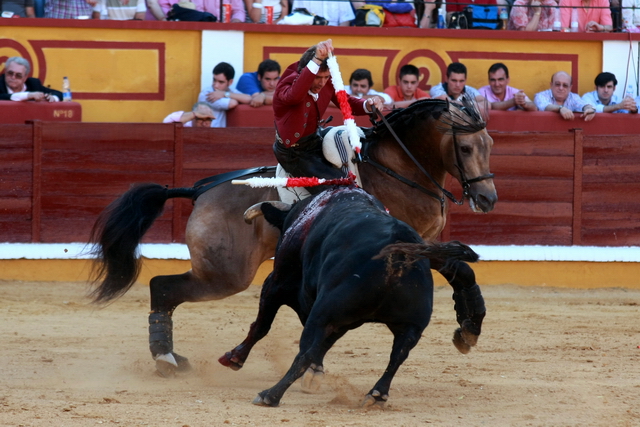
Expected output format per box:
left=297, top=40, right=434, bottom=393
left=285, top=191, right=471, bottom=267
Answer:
left=479, top=63, right=537, bottom=111
left=245, top=0, right=287, bottom=23
left=273, top=39, right=383, bottom=194
left=198, top=62, right=249, bottom=128
left=45, top=0, right=97, bottom=18
left=383, top=64, right=430, bottom=109
left=581, top=72, right=638, bottom=113
left=148, top=0, right=245, bottom=21
left=621, top=0, right=640, bottom=29
left=236, top=59, right=281, bottom=107
left=430, top=62, right=486, bottom=104
left=508, top=0, right=557, bottom=30
left=92, top=0, right=146, bottom=19
left=345, top=68, right=392, bottom=106
left=290, top=0, right=354, bottom=26
left=163, top=102, right=216, bottom=127
left=534, top=71, right=596, bottom=121
left=0, top=57, right=63, bottom=102
left=418, top=2, right=437, bottom=28
left=560, top=0, right=612, bottom=32
left=2, top=0, right=36, bottom=17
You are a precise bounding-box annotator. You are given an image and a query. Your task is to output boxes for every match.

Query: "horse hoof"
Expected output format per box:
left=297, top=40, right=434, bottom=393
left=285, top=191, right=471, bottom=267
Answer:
left=361, top=390, right=387, bottom=408
left=301, top=365, right=324, bottom=394
left=173, top=352, right=192, bottom=372
left=252, top=392, right=279, bottom=407
left=218, top=352, right=244, bottom=371
left=155, top=353, right=178, bottom=378
left=452, top=328, right=471, bottom=354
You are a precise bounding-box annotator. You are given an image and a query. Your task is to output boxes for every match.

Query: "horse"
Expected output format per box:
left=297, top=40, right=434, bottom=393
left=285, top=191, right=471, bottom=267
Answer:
left=89, top=97, right=497, bottom=377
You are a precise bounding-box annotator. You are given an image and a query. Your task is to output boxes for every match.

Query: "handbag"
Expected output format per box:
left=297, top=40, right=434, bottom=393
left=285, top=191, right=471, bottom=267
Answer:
left=448, top=9, right=470, bottom=29
left=382, top=9, right=417, bottom=27
left=166, top=3, right=217, bottom=21
left=468, top=3, right=500, bottom=29
left=354, top=4, right=385, bottom=27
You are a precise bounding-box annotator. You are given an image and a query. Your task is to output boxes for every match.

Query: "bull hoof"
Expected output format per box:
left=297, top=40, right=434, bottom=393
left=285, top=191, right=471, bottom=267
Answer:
left=301, top=364, right=324, bottom=394
left=361, top=390, right=388, bottom=408
left=452, top=328, right=471, bottom=354
left=252, top=391, right=279, bottom=407
left=218, top=352, right=244, bottom=371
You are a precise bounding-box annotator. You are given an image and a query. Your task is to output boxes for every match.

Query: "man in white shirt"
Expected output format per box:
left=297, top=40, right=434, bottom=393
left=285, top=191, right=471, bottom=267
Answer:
left=198, top=62, right=251, bottom=128
left=581, top=72, right=637, bottom=114
left=345, top=68, right=392, bottom=106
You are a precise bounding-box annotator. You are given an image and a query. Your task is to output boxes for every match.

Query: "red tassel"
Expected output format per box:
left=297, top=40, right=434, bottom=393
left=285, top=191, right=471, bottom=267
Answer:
left=336, top=90, right=354, bottom=120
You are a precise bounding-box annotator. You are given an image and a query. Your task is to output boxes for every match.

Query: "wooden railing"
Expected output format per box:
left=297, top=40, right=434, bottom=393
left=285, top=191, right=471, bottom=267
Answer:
left=1, top=120, right=638, bottom=246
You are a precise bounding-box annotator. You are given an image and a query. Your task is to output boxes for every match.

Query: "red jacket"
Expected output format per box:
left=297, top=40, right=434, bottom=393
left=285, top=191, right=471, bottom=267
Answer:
left=273, top=61, right=368, bottom=148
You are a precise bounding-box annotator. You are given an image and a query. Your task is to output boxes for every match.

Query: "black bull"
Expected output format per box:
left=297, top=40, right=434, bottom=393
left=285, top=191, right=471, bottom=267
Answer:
left=219, top=186, right=481, bottom=407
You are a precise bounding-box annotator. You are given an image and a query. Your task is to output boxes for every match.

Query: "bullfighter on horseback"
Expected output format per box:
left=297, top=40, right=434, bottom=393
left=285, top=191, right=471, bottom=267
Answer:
left=272, top=39, right=384, bottom=194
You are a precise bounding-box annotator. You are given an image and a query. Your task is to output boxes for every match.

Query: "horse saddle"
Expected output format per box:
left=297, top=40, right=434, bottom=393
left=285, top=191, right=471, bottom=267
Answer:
left=276, top=125, right=364, bottom=204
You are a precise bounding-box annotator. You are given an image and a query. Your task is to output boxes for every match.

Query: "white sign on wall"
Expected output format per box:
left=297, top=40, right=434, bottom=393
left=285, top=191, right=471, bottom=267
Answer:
left=200, top=31, right=245, bottom=92
left=602, top=41, right=640, bottom=99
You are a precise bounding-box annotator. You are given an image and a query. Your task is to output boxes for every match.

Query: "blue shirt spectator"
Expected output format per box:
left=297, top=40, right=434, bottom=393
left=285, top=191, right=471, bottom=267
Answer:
left=580, top=72, right=638, bottom=114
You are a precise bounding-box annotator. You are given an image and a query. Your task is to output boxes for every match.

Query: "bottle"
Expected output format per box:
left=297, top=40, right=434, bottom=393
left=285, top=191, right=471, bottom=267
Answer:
left=499, top=7, right=508, bottom=30
left=553, top=7, right=562, bottom=31
left=570, top=7, right=579, bottom=32
left=625, top=83, right=635, bottom=99
left=62, top=76, right=72, bottom=102
left=437, top=8, right=445, bottom=29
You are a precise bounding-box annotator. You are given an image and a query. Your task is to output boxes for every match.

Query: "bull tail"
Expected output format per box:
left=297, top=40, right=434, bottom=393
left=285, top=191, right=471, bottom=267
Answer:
left=89, top=183, right=196, bottom=304
left=374, top=241, right=479, bottom=265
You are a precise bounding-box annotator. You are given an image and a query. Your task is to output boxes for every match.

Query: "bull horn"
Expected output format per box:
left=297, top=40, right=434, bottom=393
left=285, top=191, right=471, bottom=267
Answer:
left=243, top=201, right=292, bottom=224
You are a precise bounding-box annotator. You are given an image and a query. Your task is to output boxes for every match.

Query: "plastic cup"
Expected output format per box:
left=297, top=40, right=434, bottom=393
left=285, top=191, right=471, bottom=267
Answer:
left=265, top=5, right=273, bottom=24
left=223, top=4, right=231, bottom=23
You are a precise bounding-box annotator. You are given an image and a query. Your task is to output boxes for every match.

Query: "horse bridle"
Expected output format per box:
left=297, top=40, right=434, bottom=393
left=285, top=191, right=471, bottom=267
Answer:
left=362, top=105, right=494, bottom=212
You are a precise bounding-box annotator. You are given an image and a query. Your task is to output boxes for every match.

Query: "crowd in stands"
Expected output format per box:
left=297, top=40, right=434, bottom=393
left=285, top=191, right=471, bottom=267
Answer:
left=1, top=53, right=637, bottom=128
left=153, top=54, right=638, bottom=127
left=1, top=0, right=638, bottom=32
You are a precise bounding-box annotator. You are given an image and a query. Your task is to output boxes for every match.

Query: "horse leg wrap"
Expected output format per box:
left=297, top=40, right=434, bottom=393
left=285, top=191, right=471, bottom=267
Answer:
left=149, top=311, right=173, bottom=357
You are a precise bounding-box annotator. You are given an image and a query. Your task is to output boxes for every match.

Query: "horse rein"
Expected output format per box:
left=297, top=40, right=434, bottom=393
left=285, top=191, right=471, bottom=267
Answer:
left=363, top=105, right=493, bottom=210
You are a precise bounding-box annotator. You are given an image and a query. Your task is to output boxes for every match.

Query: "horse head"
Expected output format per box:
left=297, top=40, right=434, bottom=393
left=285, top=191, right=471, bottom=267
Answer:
left=438, top=97, right=497, bottom=213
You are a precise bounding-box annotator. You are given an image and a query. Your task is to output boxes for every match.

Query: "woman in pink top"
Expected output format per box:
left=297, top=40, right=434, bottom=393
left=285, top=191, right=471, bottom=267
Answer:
left=560, top=0, right=612, bottom=32
left=508, top=0, right=558, bottom=31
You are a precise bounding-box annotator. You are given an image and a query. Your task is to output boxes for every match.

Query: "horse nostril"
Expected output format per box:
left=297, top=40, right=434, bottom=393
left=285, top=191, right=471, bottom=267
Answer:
left=476, top=193, right=497, bottom=212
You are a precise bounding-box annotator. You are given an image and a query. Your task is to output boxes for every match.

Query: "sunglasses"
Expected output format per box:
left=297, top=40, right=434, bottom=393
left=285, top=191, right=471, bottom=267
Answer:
left=6, top=70, right=24, bottom=79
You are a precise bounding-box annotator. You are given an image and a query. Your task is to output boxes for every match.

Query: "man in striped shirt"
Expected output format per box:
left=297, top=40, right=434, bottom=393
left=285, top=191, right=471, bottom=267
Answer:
left=534, top=71, right=596, bottom=121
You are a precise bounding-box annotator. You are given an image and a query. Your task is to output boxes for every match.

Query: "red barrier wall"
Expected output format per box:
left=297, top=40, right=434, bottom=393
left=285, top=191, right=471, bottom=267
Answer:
left=1, top=121, right=638, bottom=246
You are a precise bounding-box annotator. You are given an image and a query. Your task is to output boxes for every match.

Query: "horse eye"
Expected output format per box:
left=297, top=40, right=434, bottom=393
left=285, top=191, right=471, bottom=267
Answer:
left=460, top=146, right=472, bottom=155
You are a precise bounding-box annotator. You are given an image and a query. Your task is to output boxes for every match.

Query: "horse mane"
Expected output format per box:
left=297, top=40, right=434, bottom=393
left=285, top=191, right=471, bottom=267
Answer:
left=437, top=95, right=487, bottom=135
left=366, top=96, right=486, bottom=142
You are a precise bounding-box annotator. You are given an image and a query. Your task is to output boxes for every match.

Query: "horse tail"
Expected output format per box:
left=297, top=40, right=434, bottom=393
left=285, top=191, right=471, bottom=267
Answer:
left=89, top=183, right=196, bottom=304
left=374, top=240, right=479, bottom=266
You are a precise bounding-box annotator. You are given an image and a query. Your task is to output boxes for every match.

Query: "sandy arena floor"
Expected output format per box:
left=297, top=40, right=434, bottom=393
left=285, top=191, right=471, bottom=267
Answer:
left=1, top=280, right=639, bottom=427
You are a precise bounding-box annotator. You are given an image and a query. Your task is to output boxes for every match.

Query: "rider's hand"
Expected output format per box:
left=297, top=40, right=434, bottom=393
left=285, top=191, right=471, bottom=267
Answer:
left=315, top=39, right=333, bottom=60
